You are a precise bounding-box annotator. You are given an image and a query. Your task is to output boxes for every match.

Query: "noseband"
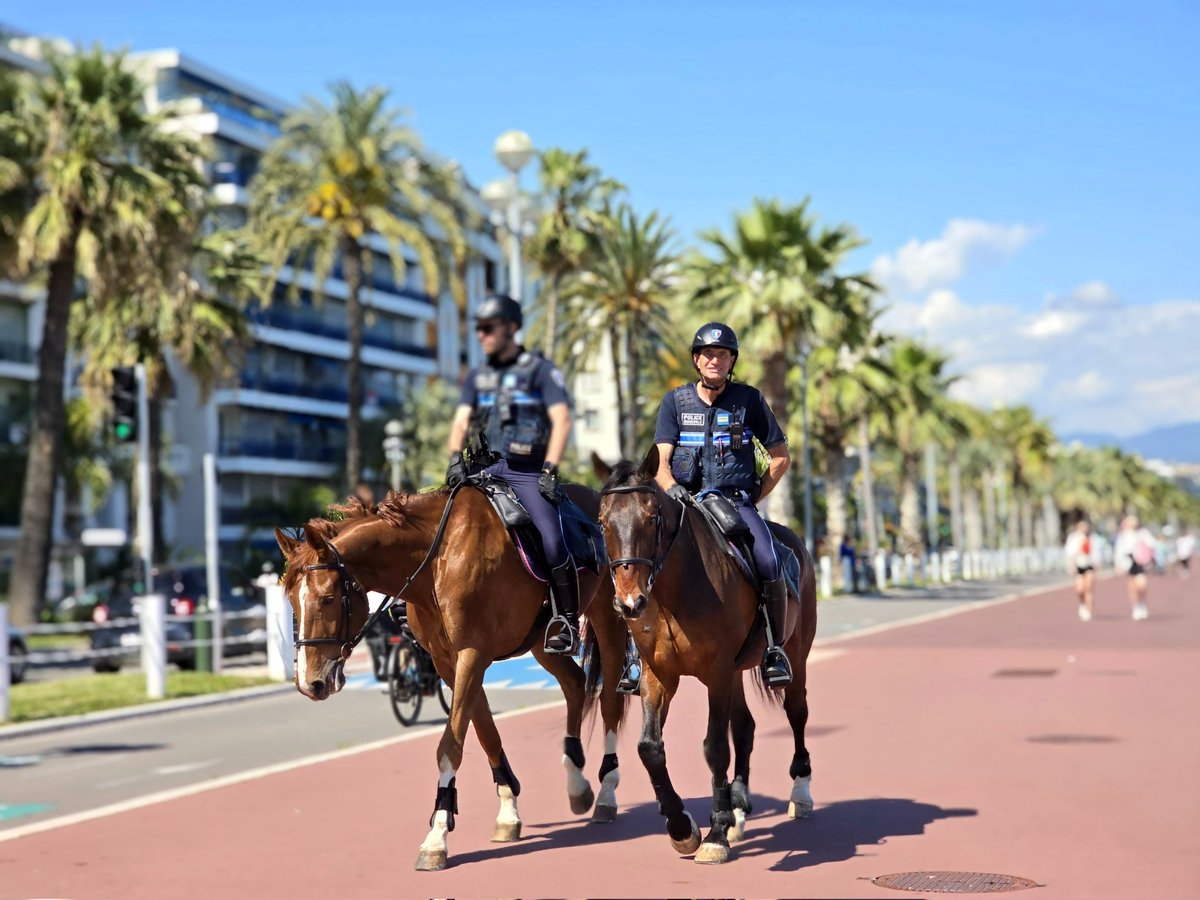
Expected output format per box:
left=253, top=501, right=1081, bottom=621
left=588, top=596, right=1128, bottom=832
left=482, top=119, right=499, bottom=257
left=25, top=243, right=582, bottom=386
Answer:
left=297, top=542, right=369, bottom=660
left=600, top=483, right=683, bottom=594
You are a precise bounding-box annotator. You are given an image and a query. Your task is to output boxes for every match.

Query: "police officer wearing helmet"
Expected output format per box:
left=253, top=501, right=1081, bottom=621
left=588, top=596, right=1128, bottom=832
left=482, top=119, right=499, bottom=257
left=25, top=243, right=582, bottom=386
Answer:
left=653, top=322, right=794, bottom=686
left=446, top=295, right=581, bottom=655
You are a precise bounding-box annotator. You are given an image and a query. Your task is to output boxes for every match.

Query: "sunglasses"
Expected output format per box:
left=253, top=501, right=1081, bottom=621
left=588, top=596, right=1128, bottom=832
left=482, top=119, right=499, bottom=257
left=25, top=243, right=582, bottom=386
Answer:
left=476, top=321, right=504, bottom=335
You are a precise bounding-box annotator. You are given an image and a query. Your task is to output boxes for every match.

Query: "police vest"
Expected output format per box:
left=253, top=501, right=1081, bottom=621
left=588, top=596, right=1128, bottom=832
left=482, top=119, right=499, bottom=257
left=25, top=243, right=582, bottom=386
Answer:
left=668, top=383, right=759, bottom=495
left=471, top=352, right=553, bottom=465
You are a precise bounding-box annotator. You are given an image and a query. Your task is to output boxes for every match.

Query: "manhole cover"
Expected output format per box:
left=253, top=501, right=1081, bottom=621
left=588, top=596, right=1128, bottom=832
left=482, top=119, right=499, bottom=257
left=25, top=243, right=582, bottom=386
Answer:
left=992, top=668, right=1057, bottom=678
left=873, top=871, right=1039, bottom=893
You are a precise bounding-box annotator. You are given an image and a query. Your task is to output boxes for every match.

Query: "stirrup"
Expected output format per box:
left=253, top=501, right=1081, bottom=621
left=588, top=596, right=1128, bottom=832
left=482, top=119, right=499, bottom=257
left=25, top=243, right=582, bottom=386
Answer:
left=616, top=658, right=641, bottom=694
left=761, top=647, right=793, bottom=688
left=544, top=615, right=579, bottom=655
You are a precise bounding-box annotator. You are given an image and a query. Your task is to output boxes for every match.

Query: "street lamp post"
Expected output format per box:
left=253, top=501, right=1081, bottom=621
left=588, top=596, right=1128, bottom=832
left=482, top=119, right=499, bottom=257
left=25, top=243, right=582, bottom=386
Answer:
left=799, top=337, right=814, bottom=554
left=484, top=130, right=536, bottom=300
left=383, top=419, right=405, bottom=493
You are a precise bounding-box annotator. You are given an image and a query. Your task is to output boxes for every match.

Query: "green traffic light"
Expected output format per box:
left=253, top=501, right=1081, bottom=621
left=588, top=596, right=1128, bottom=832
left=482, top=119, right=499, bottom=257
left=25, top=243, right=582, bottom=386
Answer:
left=115, top=422, right=134, bottom=441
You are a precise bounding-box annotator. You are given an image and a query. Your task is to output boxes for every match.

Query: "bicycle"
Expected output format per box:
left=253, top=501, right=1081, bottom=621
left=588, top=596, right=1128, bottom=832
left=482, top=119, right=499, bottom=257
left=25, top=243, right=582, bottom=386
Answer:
left=365, top=605, right=452, bottom=726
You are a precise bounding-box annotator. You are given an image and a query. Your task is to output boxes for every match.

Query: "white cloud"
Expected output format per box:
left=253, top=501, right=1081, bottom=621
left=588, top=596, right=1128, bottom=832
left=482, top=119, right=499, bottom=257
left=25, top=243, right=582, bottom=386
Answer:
left=870, top=219, right=1038, bottom=293
left=1045, top=280, right=1122, bottom=310
left=1057, top=370, right=1112, bottom=402
left=950, top=362, right=1049, bottom=408
left=1022, top=309, right=1087, bottom=339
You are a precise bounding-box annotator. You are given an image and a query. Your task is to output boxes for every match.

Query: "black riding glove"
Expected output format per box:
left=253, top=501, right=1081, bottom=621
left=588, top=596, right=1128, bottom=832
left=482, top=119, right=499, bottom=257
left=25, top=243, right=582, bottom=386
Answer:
left=446, top=452, right=467, bottom=488
left=667, top=483, right=690, bottom=504
left=538, top=462, right=560, bottom=503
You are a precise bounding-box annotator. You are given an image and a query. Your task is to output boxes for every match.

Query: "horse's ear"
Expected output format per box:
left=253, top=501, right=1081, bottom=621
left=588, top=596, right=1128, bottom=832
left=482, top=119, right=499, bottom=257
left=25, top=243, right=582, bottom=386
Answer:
left=275, top=527, right=299, bottom=558
left=638, top=445, right=660, bottom=481
left=302, top=523, right=333, bottom=560
left=591, top=451, right=613, bottom=483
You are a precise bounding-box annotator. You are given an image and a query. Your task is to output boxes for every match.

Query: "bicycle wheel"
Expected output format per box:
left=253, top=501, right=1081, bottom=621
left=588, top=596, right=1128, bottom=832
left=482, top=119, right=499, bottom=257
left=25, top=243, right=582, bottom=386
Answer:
left=388, top=644, right=423, bottom=726
left=437, top=679, right=452, bottom=716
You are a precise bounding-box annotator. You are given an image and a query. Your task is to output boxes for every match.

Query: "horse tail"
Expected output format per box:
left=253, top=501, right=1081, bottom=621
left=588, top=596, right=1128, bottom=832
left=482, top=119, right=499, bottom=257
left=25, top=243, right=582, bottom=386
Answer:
left=748, top=664, right=786, bottom=707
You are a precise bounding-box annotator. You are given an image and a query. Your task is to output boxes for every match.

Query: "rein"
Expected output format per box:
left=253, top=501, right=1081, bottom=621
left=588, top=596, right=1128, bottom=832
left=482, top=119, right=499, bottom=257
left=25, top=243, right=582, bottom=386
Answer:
left=295, top=484, right=466, bottom=659
left=600, top=483, right=684, bottom=593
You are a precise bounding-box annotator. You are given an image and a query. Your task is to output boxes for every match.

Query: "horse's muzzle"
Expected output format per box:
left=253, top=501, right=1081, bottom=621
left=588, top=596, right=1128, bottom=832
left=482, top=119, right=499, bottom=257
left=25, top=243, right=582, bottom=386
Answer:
left=614, top=593, right=648, bottom=620
left=298, top=659, right=346, bottom=701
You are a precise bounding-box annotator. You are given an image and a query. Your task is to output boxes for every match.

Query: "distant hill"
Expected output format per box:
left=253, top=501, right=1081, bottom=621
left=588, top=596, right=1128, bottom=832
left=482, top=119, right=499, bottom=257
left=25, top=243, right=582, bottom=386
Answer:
left=1060, top=421, right=1200, bottom=464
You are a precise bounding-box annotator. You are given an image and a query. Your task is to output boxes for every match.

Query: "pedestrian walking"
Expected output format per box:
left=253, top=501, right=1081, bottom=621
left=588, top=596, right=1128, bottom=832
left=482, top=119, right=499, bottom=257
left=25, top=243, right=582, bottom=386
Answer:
left=1114, top=515, right=1155, bottom=620
left=1063, top=519, right=1096, bottom=621
left=1175, top=529, right=1194, bottom=579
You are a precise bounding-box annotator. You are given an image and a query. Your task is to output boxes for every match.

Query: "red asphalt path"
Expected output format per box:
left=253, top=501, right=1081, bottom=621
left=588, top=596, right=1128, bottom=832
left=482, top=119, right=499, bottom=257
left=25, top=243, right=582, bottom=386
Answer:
left=2, top=574, right=1197, bottom=899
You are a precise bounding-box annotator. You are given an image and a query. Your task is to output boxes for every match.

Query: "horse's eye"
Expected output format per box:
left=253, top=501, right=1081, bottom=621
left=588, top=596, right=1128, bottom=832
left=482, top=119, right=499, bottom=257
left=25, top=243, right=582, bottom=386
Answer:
left=320, top=595, right=336, bottom=606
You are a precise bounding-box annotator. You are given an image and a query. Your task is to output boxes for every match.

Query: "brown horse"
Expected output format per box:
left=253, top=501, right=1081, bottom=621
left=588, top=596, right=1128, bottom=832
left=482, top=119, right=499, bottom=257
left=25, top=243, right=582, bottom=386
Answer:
left=273, top=485, right=631, bottom=871
left=594, top=449, right=818, bottom=864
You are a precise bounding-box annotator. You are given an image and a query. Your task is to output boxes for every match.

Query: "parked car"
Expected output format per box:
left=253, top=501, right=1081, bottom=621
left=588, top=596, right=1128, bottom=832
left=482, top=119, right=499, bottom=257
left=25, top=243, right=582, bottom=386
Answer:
left=53, top=578, right=125, bottom=623
left=90, top=564, right=266, bottom=673
left=7, top=625, right=28, bottom=684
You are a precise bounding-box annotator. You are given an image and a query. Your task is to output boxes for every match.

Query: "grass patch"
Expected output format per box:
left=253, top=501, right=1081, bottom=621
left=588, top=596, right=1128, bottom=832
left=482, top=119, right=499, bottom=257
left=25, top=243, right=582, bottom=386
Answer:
left=3, top=671, right=277, bottom=724
left=25, top=633, right=90, bottom=650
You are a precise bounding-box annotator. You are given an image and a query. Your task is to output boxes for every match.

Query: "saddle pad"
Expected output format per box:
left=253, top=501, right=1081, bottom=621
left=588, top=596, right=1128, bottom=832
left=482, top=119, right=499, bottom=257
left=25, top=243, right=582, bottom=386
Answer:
left=476, top=487, right=604, bottom=582
left=692, top=501, right=801, bottom=600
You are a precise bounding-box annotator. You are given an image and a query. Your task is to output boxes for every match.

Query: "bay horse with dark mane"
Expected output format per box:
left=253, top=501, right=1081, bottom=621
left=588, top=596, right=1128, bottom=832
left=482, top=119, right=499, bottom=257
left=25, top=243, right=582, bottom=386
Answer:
left=274, top=485, right=630, bottom=871
left=593, top=448, right=817, bottom=864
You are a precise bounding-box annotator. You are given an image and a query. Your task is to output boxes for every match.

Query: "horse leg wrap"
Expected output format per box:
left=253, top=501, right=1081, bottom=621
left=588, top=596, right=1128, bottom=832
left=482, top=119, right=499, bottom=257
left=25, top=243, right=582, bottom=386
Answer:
left=598, top=753, right=619, bottom=782
left=491, top=751, right=521, bottom=797
left=431, top=778, right=458, bottom=832
left=563, top=735, right=586, bottom=770
left=789, top=749, right=812, bottom=780
left=731, top=776, right=753, bottom=815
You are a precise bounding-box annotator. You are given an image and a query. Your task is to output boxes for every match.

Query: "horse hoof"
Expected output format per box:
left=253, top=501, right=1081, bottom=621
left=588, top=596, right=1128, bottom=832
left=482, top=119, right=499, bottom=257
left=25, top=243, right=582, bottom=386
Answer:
left=694, top=842, right=730, bottom=865
left=728, top=808, right=746, bottom=842
left=788, top=799, right=813, bottom=819
left=491, top=821, right=522, bottom=842
left=669, top=814, right=702, bottom=855
left=414, top=850, right=447, bottom=871
left=569, top=785, right=595, bottom=815
left=591, top=804, right=617, bottom=824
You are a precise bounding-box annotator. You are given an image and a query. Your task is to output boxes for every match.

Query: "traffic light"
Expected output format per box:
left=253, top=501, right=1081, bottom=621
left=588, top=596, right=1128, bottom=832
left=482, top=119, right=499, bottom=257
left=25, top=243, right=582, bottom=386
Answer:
left=111, top=367, right=138, bottom=443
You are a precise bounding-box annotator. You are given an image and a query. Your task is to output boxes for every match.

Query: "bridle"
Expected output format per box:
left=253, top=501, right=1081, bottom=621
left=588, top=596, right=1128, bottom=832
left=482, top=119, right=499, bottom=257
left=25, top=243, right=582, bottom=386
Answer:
left=599, top=483, right=684, bottom=594
left=293, top=483, right=466, bottom=660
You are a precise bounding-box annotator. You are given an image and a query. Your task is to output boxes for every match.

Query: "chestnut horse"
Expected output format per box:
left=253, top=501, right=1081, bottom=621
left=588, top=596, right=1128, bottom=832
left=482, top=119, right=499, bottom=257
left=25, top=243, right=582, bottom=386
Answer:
left=594, top=449, right=817, bottom=864
left=274, top=486, right=630, bottom=871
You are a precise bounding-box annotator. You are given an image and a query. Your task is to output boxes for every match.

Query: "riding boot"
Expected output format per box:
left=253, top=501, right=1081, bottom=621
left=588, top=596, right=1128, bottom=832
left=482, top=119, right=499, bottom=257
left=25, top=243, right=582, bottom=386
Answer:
left=545, top=560, right=580, bottom=655
left=616, top=635, right=641, bottom=694
left=759, top=576, right=793, bottom=687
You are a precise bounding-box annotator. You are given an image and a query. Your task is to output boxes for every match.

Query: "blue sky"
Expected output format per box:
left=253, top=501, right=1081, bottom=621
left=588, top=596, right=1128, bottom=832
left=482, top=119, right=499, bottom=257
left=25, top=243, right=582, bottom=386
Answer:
left=6, top=1, right=1199, bottom=437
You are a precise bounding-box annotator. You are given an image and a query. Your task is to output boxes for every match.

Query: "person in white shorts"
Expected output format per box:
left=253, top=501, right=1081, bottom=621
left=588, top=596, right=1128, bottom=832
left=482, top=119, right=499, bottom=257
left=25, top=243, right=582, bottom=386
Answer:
left=1176, top=530, right=1195, bottom=580
left=1114, top=515, right=1155, bottom=620
left=1063, top=519, right=1096, bottom=621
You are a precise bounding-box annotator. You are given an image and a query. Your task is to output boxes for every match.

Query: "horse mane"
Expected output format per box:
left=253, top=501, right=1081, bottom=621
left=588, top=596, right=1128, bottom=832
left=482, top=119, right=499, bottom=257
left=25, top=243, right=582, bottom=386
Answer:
left=603, top=460, right=652, bottom=492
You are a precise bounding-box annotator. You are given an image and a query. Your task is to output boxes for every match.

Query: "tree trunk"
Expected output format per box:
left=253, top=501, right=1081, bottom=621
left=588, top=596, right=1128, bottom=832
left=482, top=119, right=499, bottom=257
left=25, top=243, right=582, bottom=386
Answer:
left=8, top=226, right=80, bottom=625
left=983, top=469, right=997, bottom=550
left=1004, top=477, right=1019, bottom=550
left=899, top=451, right=924, bottom=557
left=761, top=351, right=794, bottom=527
left=343, top=236, right=364, bottom=493
left=859, top=416, right=878, bottom=556
left=1020, top=491, right=1035, bottom=549
left=822, top=436, right=848, bottom=586
left=625, top=322, right=641, bottom=460
left=607, top=324, right=627, bottom=460
left=543, top=271, right=561, bottom=364
left=949, top=451, right=964, bottom=549
left=964, top=484, right=984, bottom=551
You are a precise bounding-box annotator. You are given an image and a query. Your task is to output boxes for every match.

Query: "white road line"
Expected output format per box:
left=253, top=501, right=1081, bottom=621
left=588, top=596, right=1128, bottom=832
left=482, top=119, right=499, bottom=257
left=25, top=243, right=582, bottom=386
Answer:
left=0, top=699, right=565, bottom=843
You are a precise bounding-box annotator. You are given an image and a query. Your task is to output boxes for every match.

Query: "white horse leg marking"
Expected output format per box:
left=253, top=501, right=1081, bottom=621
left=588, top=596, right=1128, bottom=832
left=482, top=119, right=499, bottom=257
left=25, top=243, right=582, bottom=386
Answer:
left=563, top=736, right=594, bottom=815
left=416, top=756, right=456, bottom=869
left=596, top=729, right=620, bottom=810
left=729, top=807, right=746, bottom=842
left=788, top=774, right=813, bottom=819
left=491, top=784, right=522, bottom=842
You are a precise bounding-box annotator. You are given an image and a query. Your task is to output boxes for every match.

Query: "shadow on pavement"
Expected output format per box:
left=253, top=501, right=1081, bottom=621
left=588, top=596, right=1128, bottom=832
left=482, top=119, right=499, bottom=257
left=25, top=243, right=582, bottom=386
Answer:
left=736, top=797, right=977, bottom=872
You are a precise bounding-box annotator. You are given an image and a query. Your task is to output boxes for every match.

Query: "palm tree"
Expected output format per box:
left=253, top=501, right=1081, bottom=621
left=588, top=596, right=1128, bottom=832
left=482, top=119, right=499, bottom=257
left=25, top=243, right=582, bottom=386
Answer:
left=246, top=82, right=464, bottom=493
left=807, top=290, right=894, bottom=567
left=990, top=406, right=1055, bottom=549
left=558, top=203, right=678, bottom=459
left=689, top=197, right=871, bottom=528
left=0, top=45, right=205, bottom=624
left=881, top=339, right=961, bottom=556
left=71, top=224, right=263, bottom=556
left=525, top=148, right=622, bottom=364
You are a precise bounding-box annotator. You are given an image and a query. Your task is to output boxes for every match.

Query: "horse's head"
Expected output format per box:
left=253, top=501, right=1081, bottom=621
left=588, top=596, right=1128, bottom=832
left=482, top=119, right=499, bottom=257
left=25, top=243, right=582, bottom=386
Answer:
left=275, top=523, right=371, bottom=701
left=596, top=447, right=674, bottom=620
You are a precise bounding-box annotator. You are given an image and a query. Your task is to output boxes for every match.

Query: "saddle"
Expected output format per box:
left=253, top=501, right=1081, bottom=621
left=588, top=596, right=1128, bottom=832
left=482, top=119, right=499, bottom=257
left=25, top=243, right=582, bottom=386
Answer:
left=470, top=476, right=606, bottom=583
left=690, top=491, right=802, bottom=601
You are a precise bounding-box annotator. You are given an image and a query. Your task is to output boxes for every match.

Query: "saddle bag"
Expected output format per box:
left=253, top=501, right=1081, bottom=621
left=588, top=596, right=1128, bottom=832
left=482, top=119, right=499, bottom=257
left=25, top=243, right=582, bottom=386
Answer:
left=699, top=491, right=750, bottom=537
left=476, top=478, right=532, bottom=527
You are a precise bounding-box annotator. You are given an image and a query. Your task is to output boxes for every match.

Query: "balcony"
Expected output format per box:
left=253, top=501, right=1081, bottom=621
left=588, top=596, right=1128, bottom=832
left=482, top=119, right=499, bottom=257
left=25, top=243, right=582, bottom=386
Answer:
left=247, top=305, right=435, bottom=359
left=219, top=437, right=343, bottom=463
left=0, top=340, right=33, bottom=364
left=330, top=260, right=436, bottom=305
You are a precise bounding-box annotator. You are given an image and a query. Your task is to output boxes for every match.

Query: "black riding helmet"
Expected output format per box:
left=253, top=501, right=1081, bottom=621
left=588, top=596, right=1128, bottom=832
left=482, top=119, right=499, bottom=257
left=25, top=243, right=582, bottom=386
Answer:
left=475, top=294, right=523, bottom=328
left=691, top=322, right=738, bottom=357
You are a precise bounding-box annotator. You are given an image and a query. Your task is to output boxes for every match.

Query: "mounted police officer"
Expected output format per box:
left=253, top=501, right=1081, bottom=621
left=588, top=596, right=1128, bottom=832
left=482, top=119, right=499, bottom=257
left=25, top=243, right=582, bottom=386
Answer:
left=445, top=295, right=580, bottom=655
left=653, top=322, right=794, bottom=686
